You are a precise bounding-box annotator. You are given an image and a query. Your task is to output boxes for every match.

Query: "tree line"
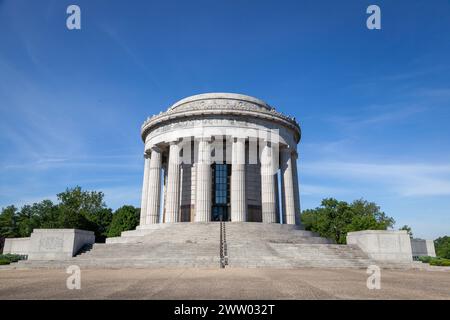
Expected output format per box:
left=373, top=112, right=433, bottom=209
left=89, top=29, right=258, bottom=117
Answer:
left=0, top=187, right=139, bottom=244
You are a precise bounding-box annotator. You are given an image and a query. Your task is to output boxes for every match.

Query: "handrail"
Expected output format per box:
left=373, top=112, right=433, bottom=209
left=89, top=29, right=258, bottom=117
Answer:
left=219, top=215, right=228, bottom=268
left=219, top=216, right=224, bottom=268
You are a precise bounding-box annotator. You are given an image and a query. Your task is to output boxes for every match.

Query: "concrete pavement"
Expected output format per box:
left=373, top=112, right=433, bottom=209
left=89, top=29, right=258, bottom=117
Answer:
left=1, top=267, right=449, bottom=299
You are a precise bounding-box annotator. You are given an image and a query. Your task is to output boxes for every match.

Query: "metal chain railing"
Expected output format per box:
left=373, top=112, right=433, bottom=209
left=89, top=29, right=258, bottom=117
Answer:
left=223, top=220, right=228, bottom=266
left=219, top=215, right=228, bottom=268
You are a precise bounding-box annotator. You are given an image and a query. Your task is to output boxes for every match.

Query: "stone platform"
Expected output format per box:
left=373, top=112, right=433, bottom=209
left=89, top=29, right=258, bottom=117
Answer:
left=13, top=223, right=421, bottom=269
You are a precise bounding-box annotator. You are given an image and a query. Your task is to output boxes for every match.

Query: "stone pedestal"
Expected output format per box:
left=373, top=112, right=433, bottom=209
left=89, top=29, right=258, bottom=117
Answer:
left=347, top=230, right=413, bottom=262
left=3, top=229, right=95, bottom=260
left=411, top=238, right=436, bottom=258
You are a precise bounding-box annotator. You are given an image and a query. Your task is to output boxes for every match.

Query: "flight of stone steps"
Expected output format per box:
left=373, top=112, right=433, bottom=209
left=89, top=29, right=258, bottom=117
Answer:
left=15, top=222, right=418, bottom=269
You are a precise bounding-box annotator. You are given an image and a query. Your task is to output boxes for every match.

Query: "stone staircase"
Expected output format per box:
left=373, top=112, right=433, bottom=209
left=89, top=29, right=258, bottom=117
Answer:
left=15, top=222, right=416, bottom=269
left=225, top=223, right=375, bottom=268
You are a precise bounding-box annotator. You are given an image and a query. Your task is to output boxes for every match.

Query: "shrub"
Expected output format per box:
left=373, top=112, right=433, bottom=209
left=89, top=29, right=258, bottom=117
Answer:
left=0, top=254, right=27, bottom=264
left=418, top=256, right=433, bottom=263
left=429, top=258, right=450, bottom=267
left=434, top=236, right=450, bottom=259
left=419, top=256, right=450, bottom=267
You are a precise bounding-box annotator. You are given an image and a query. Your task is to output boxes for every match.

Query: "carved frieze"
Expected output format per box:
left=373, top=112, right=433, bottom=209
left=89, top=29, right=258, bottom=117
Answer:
left=141, top=95, right=301, bottom=144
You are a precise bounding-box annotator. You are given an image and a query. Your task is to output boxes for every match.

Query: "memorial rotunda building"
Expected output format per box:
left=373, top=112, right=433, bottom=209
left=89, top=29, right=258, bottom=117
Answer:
left=138, top=93, right=302, bottom=227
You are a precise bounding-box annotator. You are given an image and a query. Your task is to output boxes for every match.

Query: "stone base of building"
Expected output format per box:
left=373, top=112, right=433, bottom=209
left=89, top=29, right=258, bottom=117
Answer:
left=9, top=224, right=428, bottom=270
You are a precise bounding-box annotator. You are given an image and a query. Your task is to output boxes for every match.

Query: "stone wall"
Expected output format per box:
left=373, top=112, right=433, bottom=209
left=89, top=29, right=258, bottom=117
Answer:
left=2, top=229, right=95, bottom=260
left=411, top=238, right=436, bottom=258
left=347, top=230, right=413, bottom=263
left=3, top=237, right=30, bottom=255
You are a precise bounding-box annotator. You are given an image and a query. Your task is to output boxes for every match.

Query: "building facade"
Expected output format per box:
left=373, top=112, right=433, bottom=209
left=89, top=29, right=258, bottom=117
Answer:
left=138, top=93, right=302, bottom=227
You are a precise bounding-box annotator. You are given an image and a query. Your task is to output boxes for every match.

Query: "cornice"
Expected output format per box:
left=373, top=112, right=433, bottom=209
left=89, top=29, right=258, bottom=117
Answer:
left=141, top=100, right=301, bottom=143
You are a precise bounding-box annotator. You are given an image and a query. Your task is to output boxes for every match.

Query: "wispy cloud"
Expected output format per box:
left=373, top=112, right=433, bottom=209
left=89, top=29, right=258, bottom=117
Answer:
left=379, top=65, right=450, bottom=82
left=414, top=88, right=450, bottom=99
left=302, top=161, right=450, bottom=197
left=1, top=154, right=141, bottom=172
left=301, top=183, right=351, bottom=196
left=325, top=104, right=428, bottom=130
left=0, top=55, right=86, bottom=161
left=97, top=23, right=159, bottom=89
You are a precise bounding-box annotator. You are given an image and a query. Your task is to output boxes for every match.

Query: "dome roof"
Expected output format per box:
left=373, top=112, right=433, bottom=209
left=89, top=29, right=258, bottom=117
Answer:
left=167, top=92, right=273, bottom=111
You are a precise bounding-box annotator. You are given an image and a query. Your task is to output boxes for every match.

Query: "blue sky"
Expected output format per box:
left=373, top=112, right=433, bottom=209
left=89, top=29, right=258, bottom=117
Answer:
left=1, top=0, right=449, bottom=239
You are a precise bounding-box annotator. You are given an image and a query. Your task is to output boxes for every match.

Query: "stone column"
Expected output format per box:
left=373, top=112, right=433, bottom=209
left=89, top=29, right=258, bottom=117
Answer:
left=165, top=141, right=181, bottom=223
left=260, top=141, right=277, bottom=223
left=139, top=152, right=151, bottom=226
left=146, top=147, right=162, bottom=224
left=281, top=148, right=296, bottom=225
left=231, top=137, right=246, bottom=222
left=195, top=138, right=212, bottom=222
left=291, top=151, right=302, bottom=226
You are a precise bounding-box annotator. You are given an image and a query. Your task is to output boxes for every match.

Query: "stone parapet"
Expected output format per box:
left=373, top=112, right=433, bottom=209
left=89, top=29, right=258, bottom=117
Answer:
left=411, top=238, right=436, bottom=258
left=3, top=237, right=30, bottom=255
left=3, top=229, right=95, bottom=260
left=347, top=230, right=413, bottom=263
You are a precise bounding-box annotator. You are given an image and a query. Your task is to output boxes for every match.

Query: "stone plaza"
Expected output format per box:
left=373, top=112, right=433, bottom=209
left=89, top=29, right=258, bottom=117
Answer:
left=1, top=267, right=450, bottom=299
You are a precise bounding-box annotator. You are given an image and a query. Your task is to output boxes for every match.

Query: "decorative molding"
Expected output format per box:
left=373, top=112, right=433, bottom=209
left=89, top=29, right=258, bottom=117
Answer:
left=141, top=99, right=301, bottom=143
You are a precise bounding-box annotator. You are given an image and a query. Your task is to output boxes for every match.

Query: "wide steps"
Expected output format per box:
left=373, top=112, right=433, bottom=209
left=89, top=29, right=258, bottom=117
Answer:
left=12, top=223, right=418, bottom=270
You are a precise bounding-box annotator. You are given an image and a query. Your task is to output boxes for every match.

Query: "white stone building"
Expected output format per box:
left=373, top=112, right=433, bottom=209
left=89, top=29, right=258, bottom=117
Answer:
left=138, top=93, right=302, bottom=226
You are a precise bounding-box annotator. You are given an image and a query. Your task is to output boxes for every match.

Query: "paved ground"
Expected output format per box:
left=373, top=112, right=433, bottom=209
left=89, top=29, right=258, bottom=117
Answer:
left=0, top=267, right=449, bottom=299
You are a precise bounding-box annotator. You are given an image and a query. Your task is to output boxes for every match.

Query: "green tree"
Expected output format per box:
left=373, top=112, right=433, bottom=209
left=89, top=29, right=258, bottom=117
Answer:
left=37, top=200, right=61, bottom=229
left=0, top=206, right=19, bottom=238
left=301, top=198, right=395, bottom=244
left=399, top=225, right=413, bottom=238
left=85, top=208, right=113, bottom=242
left=434, top=236, right=450, bottom=259
left=16, top=200, right=59, bottom=237
left=107, top=205, right=140, bottom=237
left=56, top=186, right=112, bottom=241
left=0, top=187, right=116, bottom=243
left=16, top=204, right=41, bottom=237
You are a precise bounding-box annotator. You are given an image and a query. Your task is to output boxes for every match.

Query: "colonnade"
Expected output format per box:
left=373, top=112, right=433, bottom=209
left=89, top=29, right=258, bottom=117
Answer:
left=139, top=137, right=300, bottom=226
